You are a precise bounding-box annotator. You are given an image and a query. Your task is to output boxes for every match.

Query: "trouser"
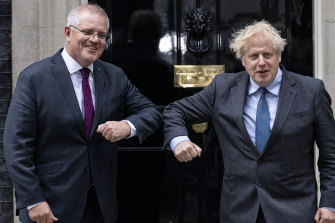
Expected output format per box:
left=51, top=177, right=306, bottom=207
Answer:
left=80, top=187, right=105, bottom=223
left=256, top=206, right=266, bottom=223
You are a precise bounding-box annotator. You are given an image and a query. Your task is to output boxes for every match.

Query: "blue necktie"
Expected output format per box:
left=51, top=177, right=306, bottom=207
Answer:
left=255, top=87, right=270, bottom=154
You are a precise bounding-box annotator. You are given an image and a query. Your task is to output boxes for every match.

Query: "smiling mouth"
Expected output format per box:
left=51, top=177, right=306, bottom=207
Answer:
left=86, top=46, right=97, bottom=51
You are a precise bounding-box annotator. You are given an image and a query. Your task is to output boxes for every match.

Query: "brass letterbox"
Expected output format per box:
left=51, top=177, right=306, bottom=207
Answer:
left=174, top=65, right=225, bottom=88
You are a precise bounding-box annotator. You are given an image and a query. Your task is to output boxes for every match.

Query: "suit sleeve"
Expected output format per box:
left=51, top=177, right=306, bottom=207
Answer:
left=163, top=76, right=217, bottom=149
left=121, top=72, right=163, bottom=144
left=314, top=80, right=335, bottom=208
left=3, top=70, right=45, bottom=209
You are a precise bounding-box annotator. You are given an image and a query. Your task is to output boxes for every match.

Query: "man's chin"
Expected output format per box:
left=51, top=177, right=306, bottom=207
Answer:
left=254, top=78, right=270, bottom=87
left=83, top=56, right=98, bottom=65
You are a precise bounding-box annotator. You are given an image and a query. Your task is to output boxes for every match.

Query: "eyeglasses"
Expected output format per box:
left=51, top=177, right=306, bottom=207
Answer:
left=70, top=25, right=109, bottom=41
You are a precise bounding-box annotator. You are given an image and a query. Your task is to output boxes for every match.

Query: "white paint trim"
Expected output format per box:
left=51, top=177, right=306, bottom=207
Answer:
left=313, top=0, right=323, bottom=80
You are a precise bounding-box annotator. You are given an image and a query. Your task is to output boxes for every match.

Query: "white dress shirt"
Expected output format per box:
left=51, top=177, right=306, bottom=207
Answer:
left=62, top=49, right=96, bottom=116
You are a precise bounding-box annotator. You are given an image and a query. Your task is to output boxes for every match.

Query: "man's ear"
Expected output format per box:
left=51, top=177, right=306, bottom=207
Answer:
left=241, top=57, right=246, bottom=67
left=65, top=26, right=71, bottom=41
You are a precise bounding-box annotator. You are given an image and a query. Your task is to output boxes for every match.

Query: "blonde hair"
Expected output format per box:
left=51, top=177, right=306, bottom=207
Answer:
left=229, top=20, right=286, bottom=60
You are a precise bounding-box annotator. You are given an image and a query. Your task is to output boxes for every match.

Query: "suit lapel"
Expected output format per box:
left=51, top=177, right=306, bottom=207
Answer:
left=50, top=50, right=87, bottom=138
left=91, top=61, right=105, bottom=137
left=231, top=73, right=256, bottom=149
left=264, top=67, right=297, bottom=152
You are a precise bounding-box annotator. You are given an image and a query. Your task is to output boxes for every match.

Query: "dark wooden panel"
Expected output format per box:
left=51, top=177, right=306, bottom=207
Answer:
left=0, top=0, right=12, bottom=222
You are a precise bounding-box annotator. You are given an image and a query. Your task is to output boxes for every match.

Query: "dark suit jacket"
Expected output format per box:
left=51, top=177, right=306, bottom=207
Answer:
left=3, top=49, right=162, bottom=223
left=163, top=67, right=335, bottom=223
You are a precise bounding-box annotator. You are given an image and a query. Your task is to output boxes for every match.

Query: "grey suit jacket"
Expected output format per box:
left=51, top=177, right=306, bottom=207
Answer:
left=3, top=49, right=162, bottom=223
left=163, top=67, right=335, bottom=223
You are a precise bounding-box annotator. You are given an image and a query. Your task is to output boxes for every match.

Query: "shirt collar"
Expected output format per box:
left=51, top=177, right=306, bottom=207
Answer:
left=248, top=68, right=282, bottom=96
left=61, top=48, right=94, bottom=74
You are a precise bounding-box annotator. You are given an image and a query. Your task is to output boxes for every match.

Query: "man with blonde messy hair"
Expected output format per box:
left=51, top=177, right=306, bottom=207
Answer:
left=163, top=20, right=335, bottom=222
left=229, top=20, right=286, bottom=60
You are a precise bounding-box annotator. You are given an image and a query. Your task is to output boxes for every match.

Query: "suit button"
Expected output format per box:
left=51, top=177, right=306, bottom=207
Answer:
left=85, top=167, right=90, bottom=173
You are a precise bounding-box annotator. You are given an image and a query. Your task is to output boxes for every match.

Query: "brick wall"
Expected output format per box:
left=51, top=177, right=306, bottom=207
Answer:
left=0, top=0, right=13, bottom=222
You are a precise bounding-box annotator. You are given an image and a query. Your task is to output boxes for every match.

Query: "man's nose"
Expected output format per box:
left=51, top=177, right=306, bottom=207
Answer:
left=258, top=55, right=266, bottom=66
left=89, top=34, right=99, bottom=42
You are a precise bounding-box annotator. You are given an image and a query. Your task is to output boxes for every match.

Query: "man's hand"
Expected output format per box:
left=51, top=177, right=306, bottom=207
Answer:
left=28, top=201, right=58, bottom=223
left=174, top=141, right=202, bottom=162
left=97, top=121, right=131, bottom=142
left=315, top=208, right=335, bottom=223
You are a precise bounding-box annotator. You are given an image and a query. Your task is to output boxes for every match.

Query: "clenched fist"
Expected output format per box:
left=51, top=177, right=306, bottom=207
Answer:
left=97, top=121, right=131, bottom=142
left=173, top=141, right=202, bottom=162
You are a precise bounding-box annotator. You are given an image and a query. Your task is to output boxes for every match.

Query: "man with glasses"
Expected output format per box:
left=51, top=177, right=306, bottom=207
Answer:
left=3, top=4, right=162, bottom=223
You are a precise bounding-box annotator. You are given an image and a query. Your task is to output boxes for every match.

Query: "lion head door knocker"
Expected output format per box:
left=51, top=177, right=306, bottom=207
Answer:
left=185, top=8, right=213, bottom=59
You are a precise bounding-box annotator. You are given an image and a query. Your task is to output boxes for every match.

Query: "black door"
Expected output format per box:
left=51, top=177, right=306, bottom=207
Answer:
left=90, top=0, right=312, bottom=222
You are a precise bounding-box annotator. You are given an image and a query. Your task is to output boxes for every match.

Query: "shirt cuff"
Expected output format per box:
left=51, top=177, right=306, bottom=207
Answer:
left=123, top=120, right=137, bottom=138
left=170, top=136, right=190, bottom=151
left=322, top=207, right=335, bottom=213
left=27, top=202, right=41, bottom=210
